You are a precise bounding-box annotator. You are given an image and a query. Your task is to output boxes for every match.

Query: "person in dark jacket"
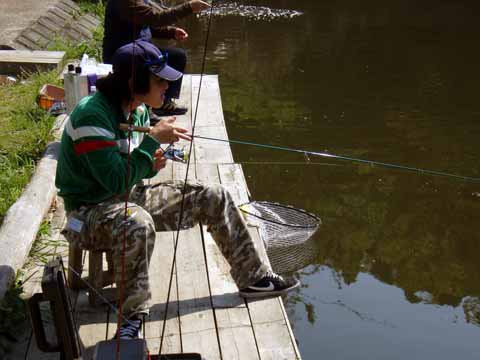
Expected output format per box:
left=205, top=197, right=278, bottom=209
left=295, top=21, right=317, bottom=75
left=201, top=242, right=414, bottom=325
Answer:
left=103, top=0, right=210, bottom=116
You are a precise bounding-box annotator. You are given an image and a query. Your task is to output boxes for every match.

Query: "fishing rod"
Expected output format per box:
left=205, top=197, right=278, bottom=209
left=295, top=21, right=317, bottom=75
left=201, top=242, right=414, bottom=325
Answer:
left=119, top=123, right=480, bottom=182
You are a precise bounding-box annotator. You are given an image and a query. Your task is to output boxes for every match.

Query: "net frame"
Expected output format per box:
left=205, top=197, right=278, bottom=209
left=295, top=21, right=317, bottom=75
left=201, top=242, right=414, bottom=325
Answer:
left=239, top=201, right=321, bottom=273
left=239, top=201, right=321, bottom=245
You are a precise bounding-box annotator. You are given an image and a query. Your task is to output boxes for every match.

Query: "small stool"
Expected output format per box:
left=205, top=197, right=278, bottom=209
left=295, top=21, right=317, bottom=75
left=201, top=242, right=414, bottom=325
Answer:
left=68, top=244, right=116, bottom=306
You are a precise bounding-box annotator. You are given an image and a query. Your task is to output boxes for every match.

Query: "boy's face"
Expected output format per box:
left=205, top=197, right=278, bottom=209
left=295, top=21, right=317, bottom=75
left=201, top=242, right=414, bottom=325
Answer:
left=136, top=74, right=169, bottom=108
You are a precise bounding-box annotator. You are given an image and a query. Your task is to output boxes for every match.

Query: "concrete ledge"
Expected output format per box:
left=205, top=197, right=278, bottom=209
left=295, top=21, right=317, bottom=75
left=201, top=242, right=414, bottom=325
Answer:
left=0, top=114, right=67, bottom=299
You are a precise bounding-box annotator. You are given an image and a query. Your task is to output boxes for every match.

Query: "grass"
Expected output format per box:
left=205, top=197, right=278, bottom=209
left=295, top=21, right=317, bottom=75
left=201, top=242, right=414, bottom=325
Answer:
left=0, top=71, right=61, bottom=223
left=47, top=25, right=104, bottom=61
left=0, top=279, right=27, bottom=357
left=0, top=1, right=105, bottom=224
left=78, top=0, right=106, bottom=20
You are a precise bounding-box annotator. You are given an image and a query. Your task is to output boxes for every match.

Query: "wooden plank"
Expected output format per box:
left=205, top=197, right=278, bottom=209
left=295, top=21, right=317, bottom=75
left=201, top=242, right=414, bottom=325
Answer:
left=191, top=75, right=234, bottom=164
left=171, top=75, right=195, bottom=182
left=195, top=164, right=242, bottom=309
left=194, top=125, right=233, bottom=164
left=0, top=50, right=65, bottom=64
left=46, top=10, right=68, bottom=28
left=78, top=16, right=99, bottom=32
left=81, top=13, right=102, bottom=28
left=37, top=16, right=63, bottom=34
left=215, top=307, right=260, bottom=360
left=74, top=291, right=111, bottom=359
left=15, top=36, right=42, bottom=50
left=48, top=6, right=74, bottom=22
left=218, top=164, right=250, bottom=205
left=176, top=226, right=220, bottom=359
left=67, top=23, right=92, bottom=40
left=195, top=153, right=258, bottom=359
left=28, top=26, right=52, bottom=46
left=144, top=232, right=181, bottom=355
left=20, top=30, right=49, bottom=49
left=217, top=163, right=298, bottom=359
left=55, top=1, right=80, bottom=17
left=191, top=75, right=227, bottom=127
left=174, top=74, right=192, bottom=129
left=145, top=75, right=183, bottom=355
left=59, top=0, right=82, bottom=13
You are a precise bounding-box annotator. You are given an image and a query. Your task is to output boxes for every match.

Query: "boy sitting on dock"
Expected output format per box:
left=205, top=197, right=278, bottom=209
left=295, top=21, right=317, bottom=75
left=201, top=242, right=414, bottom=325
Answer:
left=56, top=40, right=299, bottom=339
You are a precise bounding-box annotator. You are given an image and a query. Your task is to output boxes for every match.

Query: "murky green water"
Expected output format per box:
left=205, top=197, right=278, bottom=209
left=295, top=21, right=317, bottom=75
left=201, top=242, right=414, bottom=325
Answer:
left=183, top=1, right=480, bottom=358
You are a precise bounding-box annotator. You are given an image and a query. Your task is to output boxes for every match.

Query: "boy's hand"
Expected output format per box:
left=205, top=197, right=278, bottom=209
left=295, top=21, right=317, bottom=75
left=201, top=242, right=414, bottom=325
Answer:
left=153, top=149, right=168, bottom=171
left=190, top=0, right=210, bottom=13
left=149, top=116, right=192, bottom=144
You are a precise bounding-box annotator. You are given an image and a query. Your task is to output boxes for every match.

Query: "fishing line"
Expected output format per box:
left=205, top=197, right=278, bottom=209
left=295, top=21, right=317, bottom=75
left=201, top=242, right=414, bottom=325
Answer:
left=120, top=124, right=479, bottom=181
left=193, top=135, right=480, bottom=182
left=158, top=0, right=217, bottom=356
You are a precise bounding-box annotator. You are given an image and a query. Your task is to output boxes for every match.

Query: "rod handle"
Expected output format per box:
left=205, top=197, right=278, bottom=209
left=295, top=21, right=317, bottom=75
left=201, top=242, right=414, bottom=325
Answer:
left=119, top=123, right=151, bottom=133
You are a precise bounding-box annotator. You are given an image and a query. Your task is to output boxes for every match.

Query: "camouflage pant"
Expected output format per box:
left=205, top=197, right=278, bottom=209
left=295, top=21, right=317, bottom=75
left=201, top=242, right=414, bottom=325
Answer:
left=63, top=180, right=269, bottom=316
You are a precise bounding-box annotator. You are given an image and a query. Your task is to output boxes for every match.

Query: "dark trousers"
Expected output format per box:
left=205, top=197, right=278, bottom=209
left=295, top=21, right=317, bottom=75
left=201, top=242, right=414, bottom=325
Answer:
left=159, top=47, right=186, bottom=101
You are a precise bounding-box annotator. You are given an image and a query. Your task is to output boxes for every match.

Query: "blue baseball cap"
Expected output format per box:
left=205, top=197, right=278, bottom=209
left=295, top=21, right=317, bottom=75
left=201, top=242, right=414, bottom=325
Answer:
left=112, top=40, right=182, bottom=81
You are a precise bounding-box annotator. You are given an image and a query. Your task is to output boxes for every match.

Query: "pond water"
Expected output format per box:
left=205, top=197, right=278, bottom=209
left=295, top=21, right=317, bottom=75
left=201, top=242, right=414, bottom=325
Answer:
left=183, top=1, right=480, bottom=358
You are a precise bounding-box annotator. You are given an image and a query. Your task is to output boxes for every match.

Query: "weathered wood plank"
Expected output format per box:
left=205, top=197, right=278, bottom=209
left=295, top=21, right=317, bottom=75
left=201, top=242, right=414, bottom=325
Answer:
left=55, top=1, right=80, bottom=17
left=194, top=91, right=259, bottom=359
left=37, top=16, right=63, bottom=34
left=191, top=75, right=227, bottom=127
left=191, top=75, right=234, bottom=164
left=74, top=291, right=110, bottom=359
left=176, top=226, right=220, bottom=359
left=59, top=0, right=82, bottom=13
left=67, top=23, right=93, bottom=40
left=46, top=10, right=69, bottom=28
left=194, top=125, right=233, bottom=164
left=28, top=26, right=52, bottom=46
left=195, top=164, right=242, bottom=309
left=217, top=164, right=298, bottom=359
left=144, top=232, right=181, bottom=355
left=0, top=48, right=64, bottom=63
left=215, top=307, right=260, bottom=360
left=174, top=74, right=192, bottom=129
left=218, top=164, right=250, bottom=205
left=48, top=6, right=73, bottom=22
left=21, top=31, right=49, bottom=49
left=81, top=13, right=102, bottom=28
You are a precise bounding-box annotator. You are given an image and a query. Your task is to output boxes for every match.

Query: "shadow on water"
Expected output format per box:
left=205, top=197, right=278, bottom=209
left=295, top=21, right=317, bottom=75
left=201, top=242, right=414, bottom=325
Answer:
left=182, top=0, right=480, bottom=358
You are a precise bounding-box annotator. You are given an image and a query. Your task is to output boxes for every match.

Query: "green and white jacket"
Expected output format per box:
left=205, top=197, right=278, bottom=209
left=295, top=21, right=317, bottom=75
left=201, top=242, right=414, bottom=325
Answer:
left=55, top=91, right=160, bottom=211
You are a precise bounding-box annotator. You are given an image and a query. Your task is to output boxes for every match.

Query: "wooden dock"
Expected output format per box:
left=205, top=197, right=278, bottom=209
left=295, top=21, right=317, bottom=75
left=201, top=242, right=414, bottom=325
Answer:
left=13, top=75, right=301, bottom=360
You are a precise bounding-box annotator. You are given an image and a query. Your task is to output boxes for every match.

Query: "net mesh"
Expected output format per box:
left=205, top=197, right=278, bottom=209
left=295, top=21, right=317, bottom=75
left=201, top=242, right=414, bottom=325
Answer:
left=239, top=201, right=321, bottom=273
left=240, top=201, right=321, bottom=247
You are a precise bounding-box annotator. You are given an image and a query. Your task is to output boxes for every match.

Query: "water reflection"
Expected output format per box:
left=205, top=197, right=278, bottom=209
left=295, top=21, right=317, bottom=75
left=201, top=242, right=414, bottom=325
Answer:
left=183, top=0, right=480, bottom=358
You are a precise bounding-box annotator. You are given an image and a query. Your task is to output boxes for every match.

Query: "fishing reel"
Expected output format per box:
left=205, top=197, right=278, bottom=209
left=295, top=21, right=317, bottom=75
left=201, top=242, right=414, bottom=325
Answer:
left=162, top=145, right=189, bottom=163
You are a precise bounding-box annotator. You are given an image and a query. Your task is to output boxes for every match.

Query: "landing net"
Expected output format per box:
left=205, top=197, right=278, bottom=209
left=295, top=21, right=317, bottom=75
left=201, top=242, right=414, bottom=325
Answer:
left=240, top=201, right=320, bottom=245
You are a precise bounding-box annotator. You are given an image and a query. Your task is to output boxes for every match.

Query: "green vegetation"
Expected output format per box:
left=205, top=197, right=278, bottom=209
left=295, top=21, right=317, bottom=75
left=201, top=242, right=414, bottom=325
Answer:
left=0, top=278, right=27, bottom=357
left=0, top=71, right=60, bottom=223
left=48, top=0, right=105, bottom=61
left=0, top=1, right=105, bottom=225
left=78, top=0, right=106, bottom=20
left=47, top=25, right=104, bottom=62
